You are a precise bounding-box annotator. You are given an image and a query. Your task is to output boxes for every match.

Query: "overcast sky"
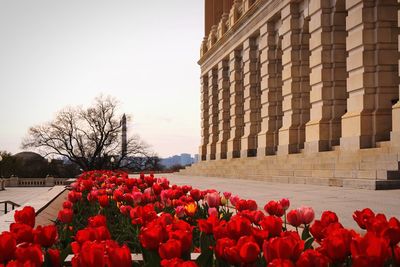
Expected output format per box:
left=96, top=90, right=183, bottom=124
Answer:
left=0, top=0, right=203, bottom=158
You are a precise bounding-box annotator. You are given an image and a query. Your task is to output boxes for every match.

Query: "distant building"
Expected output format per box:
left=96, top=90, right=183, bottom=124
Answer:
left=160, top=154, right=195, bottom=168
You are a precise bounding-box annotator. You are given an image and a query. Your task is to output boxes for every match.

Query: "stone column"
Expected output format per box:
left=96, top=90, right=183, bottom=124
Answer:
left=223, top=0, right=234, bottom=14
left=241, top=37, right=261, bottom=157
left=213, top=0, right=224, bottom=26
left=206, top=68, right=219, bottom=160
left=45, top=176, right=55, bottom=187
left=9, top=175, right=18, bottom=187
left=305, top=0, right=347, bottom=153
left=227, top=49, right=244, bottom=158
left=257, top=20, right=283, bottom=156
left=341, top=0, right=399, bottom=150
left=392, top=0, right=400, bottom=147
left=277, top=2, right=311, bottom=155
left=199, top=74, right=209, bottom=161
left=216, top=58, right=231, bottom=159
left=205, top=0, right=214, bottom=37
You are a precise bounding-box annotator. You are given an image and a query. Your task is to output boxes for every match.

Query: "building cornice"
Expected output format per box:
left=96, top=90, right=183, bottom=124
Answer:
left=198, top=0, right=287, bottom=74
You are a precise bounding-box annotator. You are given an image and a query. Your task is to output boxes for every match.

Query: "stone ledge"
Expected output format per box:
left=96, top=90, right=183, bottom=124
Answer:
left=0, top=186, right=67, bottom=232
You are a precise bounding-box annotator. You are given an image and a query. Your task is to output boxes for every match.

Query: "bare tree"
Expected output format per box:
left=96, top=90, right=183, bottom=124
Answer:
left=22, top=95, right=151, bottom=171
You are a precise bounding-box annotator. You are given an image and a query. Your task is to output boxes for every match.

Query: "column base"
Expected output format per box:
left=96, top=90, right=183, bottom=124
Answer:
left=216, top=152, right=227, bottom=160
left=240, top=149, right=257, bottom=158
left=304, top=140, right=330, bottom=154
left=340, top=135, right=372, bottom=151
left=257, top=146, right=276, bottom=157
left=277, top=144, right=299, bottom=155
left=227, top=151, right=240, bottom=159
left=391, top=131, right=400, bottom=148
left=206, top=154, right=216, bottom=161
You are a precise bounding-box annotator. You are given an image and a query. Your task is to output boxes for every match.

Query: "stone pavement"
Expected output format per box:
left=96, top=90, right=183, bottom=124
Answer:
left=0, top=187, right=51, bottom=208
left=161, top=173, right=400, bottom=230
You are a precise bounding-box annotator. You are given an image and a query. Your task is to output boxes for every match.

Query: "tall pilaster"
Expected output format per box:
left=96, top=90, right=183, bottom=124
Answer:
left=216, top=58, right=231, bottom=159
left=205, top=0, right=214, bottom=37
left=199, top=75, right=209, bottom=161
left=277, top=2, right=311, bottom=155
left=227, top=49, right=244, bottom=159
left=305, top=0, right=347, bottom=153
left=341, top=0, right=399, bottom=150
left=391, top=0, right=400, bottom=147
left=206, top=68, right=219, bottom=160
left=257, top=20, right=283, bottom=156
left=241, top=37, right=261, bottom=157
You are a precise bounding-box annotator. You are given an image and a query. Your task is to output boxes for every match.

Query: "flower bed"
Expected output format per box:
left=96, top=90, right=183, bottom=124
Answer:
left=1, top=170, right=400, bottom=266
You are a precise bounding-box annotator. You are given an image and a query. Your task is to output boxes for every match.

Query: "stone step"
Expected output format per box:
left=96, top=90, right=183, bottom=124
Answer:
left=376, top=141, right=392, bottom=148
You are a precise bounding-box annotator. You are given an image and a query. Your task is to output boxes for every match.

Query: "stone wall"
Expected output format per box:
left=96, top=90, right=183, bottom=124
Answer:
left=2, top=177, right=73, bottom=188
left=186, top=0, right=400, bottom=189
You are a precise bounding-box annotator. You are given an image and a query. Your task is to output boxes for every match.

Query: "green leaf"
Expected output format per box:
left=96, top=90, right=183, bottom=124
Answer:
left=197, top=233, right=214, bottom=267
left=301, top=225, right=311, bottom=240
left=304, top=237, right=314, bottom=250
left=142, top=249, right=161, bottom=267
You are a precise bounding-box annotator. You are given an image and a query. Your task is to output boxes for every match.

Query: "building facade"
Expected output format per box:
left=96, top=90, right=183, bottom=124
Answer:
left=181, top=0, right=400, bottom=189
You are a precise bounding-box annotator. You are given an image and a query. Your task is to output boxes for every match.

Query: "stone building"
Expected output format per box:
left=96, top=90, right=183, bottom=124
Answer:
left=181, top=0, right=400, bottom=189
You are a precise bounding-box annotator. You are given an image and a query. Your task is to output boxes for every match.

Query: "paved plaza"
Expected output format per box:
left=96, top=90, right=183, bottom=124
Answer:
left=0, top=187, right=51, bottom=209
left=162, top=173, right=400, bottom=230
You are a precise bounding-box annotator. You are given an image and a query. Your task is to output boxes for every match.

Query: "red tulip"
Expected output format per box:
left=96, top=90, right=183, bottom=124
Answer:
left=213, top=220, right=229, bottom=240
left=318, top=228, right=353, bottom=263
left=159, top=239, right=182, bottom=260
left=198, top=215, right=219, bottom=235
left=139, top=222, right=167, bottom=250
left=14, top=243, right=43, bottom=267
left=58, top=208, right=73, bottom=224
left=34, top=225, right=58, bottom=247
left=353, top=208, right=375, bottom=230
left=48, top=248, right=61, bottom=267
left=298, top=206, right=315, bottom=225
left=88, top=215, right=107, bottom=228
left=79, top=241, right=106, bottom=267
left=98, top=195, right=109, bottom=207
left=0, top=231, right=16, bottom=262
left=263, top=231, right=304, bottom=263
left=215, top=237, right=236, bottom=259
left=351, top=232, right=390, bottom=267
left=268, top=259, right=295, bottom=267
left=108, top=245, right=132, bottom=267
left=264, top=201, right=284, bottom=217
left=161, top=258, right=198, bottom=267
left=320, top=211, right=339, bottom=226
left=169, top=230, right=192, bottom=254
left=287, top=209, right=302, bottom=227
left=62, top=200, right=73, bottom=209
left=227, top=216, right=252, bottom=240
left=9, top=223, right=34, bottom=244
left=296, top=249, right=330, bottom=267
left=260, top=216, right=282, bottom=238
left=14, top=206, right=35, bottom=228
left=280, top=198, right=290, bottom=210
left=190, top=189, right=201, bottom=201
left=382, top=217, right=400, bottom=246
left=238, top=236, right=260, bottom=263
left=205, top=192, right=220, bottom=208
left=394, top=246, right=400, bottom=266
left=68, top=191, right=82, bottom=203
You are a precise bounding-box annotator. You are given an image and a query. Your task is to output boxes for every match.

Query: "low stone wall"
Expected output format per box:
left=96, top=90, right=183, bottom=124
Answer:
left=2, top=177, right=74, bottom=188
left=0, top=179, right=5, bottom=191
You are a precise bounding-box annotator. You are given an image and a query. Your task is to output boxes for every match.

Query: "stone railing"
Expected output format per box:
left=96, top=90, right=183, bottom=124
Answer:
left=0, top=179, right=5, bottom=191
left=1, top=176, right=74, bottom=189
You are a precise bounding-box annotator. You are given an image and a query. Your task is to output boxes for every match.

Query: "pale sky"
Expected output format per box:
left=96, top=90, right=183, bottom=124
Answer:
left=0, top=0, right=203, bottom=158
